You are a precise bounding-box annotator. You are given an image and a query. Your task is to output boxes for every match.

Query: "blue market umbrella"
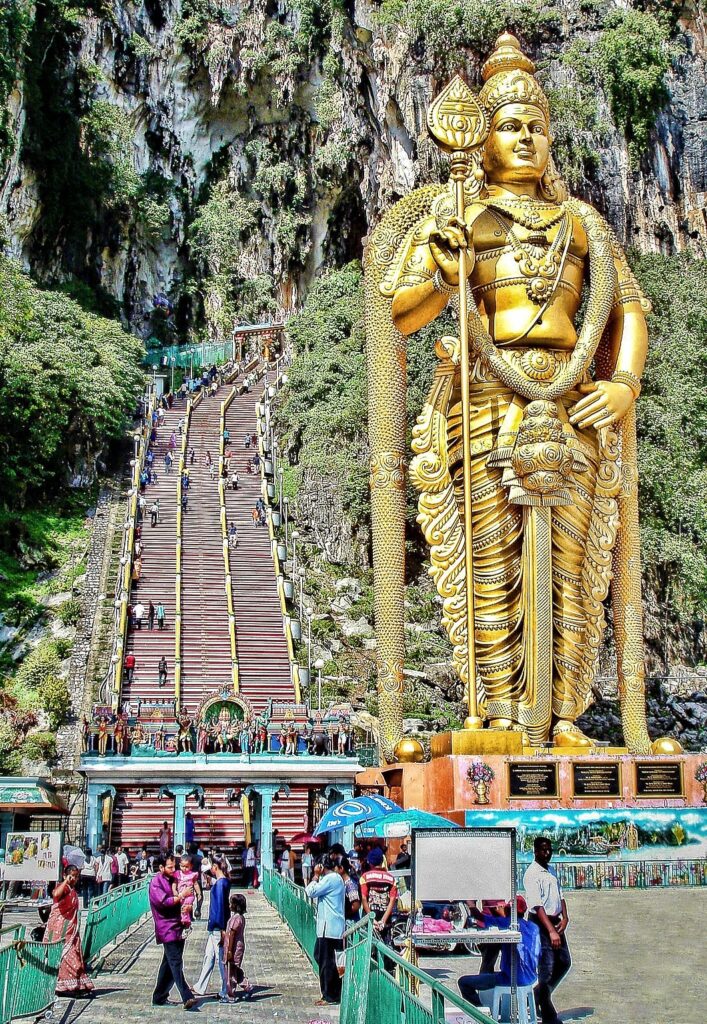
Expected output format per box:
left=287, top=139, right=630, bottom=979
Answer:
left=313, top=794, right=403, bottom=837
left=356, top=808, right=459, bottom=838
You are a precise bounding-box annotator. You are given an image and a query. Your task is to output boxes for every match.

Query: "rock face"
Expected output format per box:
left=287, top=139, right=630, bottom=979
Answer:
left=0, top=1, right=704, bottom=336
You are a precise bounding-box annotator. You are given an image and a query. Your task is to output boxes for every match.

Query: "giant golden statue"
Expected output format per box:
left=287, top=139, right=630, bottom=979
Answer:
left=365, top=33, right=657, bottom=761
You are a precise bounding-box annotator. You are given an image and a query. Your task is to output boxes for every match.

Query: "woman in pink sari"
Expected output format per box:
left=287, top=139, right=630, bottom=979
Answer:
left=44, top=865, right=94, bottom=997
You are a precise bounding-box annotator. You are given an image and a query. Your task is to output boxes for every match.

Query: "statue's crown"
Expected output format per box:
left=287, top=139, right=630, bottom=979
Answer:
left=479, top=32, right=550, bottom=124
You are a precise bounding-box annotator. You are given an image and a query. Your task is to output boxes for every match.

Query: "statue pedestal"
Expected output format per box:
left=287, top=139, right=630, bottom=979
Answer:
left=431, top=729, right=524, bottom=757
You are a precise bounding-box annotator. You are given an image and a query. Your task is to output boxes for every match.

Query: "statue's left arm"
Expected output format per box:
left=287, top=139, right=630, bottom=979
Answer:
left=569, top=246, right=649, bottom=430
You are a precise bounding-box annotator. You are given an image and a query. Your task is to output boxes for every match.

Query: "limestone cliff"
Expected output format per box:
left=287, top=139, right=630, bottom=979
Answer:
left=0, top=0, right=704, bottom=337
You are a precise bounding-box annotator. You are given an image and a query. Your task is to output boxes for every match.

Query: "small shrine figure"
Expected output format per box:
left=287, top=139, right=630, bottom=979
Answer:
left=338, top=722, right=349, bottom=756
left=80, top=715, right=91, bottom=753
left=131, top=720, right=146, bottom=747
left=97, top=716, right=109, bottom=756
left=226, top=719, right=239, bottom=753
left=196, top=721, right=209, bottom=754
left=154, top=723, right=166, bottom=752
left=114, top=715, right=128, bottom=756
left=214, top=723, right=227, bottom=753
left=279, top=723, right=288, bottom=755
left=239, top=721, right=250, bottom=756
left=257, top=717, right=268, bottom=754
left=286, top=723, right=298, bottom=756
left=177, top=715, right=193, bottom=753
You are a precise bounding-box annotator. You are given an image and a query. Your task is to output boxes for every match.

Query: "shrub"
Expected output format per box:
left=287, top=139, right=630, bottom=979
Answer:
left=21, top=731, right=57, bottom=764
left=595, top=10, right=673, bottom=163
left=57, top=598, right=82, bottom=626
left=36, top=673, right=70, bottom=731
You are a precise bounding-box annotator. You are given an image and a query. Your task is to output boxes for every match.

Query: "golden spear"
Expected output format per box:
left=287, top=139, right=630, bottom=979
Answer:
left=427, top=77, right=488, bottom=729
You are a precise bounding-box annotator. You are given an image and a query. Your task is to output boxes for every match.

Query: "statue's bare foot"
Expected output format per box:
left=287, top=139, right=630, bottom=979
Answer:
left=552, top=720, right=595, bottom=748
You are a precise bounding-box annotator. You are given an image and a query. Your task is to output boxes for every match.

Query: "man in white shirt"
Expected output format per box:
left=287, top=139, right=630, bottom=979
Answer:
left=97, top=848, right=114, bottom=895
left=134, top=602, right=145, bottom=629
left=523, top=837, right=571, bottom=1024
left=116, top=845, right=130, bottom=886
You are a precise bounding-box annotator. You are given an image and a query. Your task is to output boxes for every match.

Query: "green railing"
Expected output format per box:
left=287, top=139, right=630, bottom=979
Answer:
left=146, top=342, right=233, bottom=371
left=263, top=869, right=490, bottom=1024
left=0, top=925, right=63, bottom=1024
left=0, top=879, right=150, bottom=1024
left=82, top=877, right=151, bottom=966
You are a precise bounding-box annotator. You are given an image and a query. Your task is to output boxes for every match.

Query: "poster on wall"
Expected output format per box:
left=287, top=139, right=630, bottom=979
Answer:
left=464, top=808, right=707, bottom=863
left=4, top=831, right=62, bottom=882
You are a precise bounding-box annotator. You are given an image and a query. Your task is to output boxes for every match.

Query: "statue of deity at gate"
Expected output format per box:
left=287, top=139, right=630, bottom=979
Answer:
left=366, top=33, right=675, bottom=760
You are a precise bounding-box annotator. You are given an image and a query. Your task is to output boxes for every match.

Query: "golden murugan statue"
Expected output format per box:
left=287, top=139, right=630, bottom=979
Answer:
left=365, top=33, right=663, bottom=761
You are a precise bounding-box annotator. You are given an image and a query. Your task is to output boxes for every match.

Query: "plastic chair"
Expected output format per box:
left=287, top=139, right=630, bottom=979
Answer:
left=491, top=985, right=538, bottom=1024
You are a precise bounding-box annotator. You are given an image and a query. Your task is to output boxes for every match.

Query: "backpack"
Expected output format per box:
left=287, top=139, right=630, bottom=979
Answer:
left=111, top=855, right=119, bottom=875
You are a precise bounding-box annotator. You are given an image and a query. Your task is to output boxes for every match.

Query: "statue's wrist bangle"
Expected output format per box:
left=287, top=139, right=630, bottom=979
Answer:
left=610, top=370, right=642, bottom=399
left=432, top=269, right=458, bottom=296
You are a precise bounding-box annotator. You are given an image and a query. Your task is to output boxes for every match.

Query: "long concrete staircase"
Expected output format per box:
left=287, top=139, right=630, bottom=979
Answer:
left=180, top=393, right=234, bottom=711
left=121, top=370, right=295, bottom=718
left=225, top=388, right=293, bottom=711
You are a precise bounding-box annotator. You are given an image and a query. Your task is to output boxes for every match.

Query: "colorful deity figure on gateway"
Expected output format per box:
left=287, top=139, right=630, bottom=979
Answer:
left=365, top=32, right=671, bottom=761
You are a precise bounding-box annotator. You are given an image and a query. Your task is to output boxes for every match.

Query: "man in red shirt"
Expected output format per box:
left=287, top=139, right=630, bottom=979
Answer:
left=124, top=653, right=136, bottom=683
left=360, top=847, right=398, bottom=956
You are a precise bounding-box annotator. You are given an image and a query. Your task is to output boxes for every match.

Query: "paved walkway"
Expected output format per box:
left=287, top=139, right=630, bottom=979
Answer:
left=63, top=891, right=335, bottom=1024
left=420, top=888, right=706, bottom=1024
left=54, top=887, right=706, bottom=1024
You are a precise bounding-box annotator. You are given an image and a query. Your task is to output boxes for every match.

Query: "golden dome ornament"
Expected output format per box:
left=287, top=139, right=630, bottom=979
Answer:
left=650, top=737, right=684, bottom=755
left=394, top=737, right=426, bottom=763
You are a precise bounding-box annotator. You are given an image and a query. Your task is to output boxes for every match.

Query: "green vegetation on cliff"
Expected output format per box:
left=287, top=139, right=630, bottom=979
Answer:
left=0, top=255, right=144, bottom=505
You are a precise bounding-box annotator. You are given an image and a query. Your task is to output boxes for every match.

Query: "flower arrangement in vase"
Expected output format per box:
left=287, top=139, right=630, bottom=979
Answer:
left=467, top=761, right=495, bottom=805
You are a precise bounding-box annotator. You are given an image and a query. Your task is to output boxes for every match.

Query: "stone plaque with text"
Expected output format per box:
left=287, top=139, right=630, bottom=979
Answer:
left=508, top=762, right=559, bottom=799
left=572, top=762, right=621, bottom=799
left=635, top=762, right=683, bottom=798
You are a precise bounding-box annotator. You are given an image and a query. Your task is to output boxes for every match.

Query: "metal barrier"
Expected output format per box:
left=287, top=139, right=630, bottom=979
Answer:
left=0, top=879, right=149, bottom=1023
left=263, top=869, right=489, bottom=1024
left=82, top=877, right=151, bottom=965
left=520, top=857, right=707, bottom=891
left=0, top=924, right=63, bottom=1024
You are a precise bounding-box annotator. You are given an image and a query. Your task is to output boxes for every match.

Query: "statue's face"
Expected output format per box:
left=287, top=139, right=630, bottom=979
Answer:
left=483, top=103, right=549, bottom=187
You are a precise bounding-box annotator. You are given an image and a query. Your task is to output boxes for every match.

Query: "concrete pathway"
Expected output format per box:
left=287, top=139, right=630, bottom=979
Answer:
left=53, top=886, right=706, bottom=1024
left=420, top=887, right=707, bottom=1024
left=62, top=891, right=336, bottom=1024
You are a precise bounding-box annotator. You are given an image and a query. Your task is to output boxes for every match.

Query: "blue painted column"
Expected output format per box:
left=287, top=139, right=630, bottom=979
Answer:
left=86, top=784, right=115, bottom=852
left=326, top=784, right=355, bottom=852
left=259, top=786, right=275, bottom=870
left=159, top=785, right=203, bottom=852
left=86, top=784, right=100, bottom=852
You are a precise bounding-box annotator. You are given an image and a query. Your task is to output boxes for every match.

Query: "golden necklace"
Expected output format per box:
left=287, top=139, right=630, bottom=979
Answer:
left=487, top=206, right=572, bottom=305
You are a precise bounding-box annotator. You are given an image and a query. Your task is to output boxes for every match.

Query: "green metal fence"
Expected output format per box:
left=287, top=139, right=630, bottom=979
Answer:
left=263, top=869, right=490, bottom=1024
left=146, top=342, right=233, bottom=371
left=0, top=878, right=150, bottom=1024
left=0, top=924, right=63, bottom=1024
left=83, top=877, right=151, bottom=965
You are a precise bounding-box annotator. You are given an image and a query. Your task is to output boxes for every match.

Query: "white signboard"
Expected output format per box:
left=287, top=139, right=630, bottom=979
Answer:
left=4, top=831, right=62, bottom=882
left=413, top=827, right=515, bottom=903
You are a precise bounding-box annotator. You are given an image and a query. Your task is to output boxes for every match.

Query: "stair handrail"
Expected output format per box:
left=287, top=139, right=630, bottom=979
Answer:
left=255, top=380, right=302, bottom=705
left=220, top=385, right=240, bottom=693
left=174, top=395, right=198, bottom=710
left=102, top=399, right=153, bottom=711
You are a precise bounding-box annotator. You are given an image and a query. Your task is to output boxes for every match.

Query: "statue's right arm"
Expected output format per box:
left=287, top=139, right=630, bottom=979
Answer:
left=391, top=215, right=471, bottom=336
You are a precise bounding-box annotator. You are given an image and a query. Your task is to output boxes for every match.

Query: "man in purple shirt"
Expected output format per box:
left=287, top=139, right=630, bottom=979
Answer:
left=149, top=854, right=197, bottom=1008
